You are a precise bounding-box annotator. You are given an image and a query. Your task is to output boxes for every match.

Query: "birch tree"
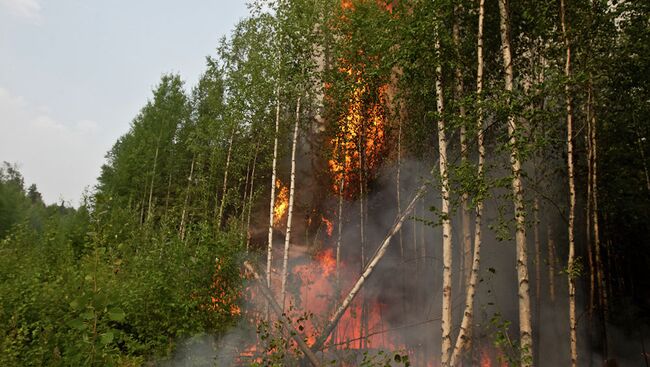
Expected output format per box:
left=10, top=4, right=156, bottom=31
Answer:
left=280, top=96, right=301, bottom=310
left=449, top=0, right=485, bottom=363
left=434, top=20, right=453, bottom=367
left=498, top=0, right=533, bottom=364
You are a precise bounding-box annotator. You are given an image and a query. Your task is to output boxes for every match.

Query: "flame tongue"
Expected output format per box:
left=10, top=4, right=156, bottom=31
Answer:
left=273, top=179, right=289, bottom=227
left=328, top=68, right=387, bottom=199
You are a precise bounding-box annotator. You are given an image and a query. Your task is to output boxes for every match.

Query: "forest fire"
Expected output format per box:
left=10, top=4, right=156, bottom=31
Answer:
left=273, top=179, right=289, bottom=226
left=328, top=68, right=387, bottom=198
left=322, top=216, right=334, bottom=237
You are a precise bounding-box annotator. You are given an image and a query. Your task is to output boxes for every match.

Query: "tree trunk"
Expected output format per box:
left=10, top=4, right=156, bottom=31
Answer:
left=498, top=1, right=533, bottom=364
left=267, top=85, right=281, bottom=294
left=217, top=128, right=235, bottom=228
left=560, top=1, right=578, bottom=365
left=449, top=1, right=485, bottom=363
left=179, top=154, right=196, bottom=241
left=246, top=144, right=259, bottom=252
left=586, top=92, right=595, bottom=314
left=146, top=133, right=162, bottom=222
left=280, top=96, right=301, bottom=311
left=453, top=4, right=472, bottom=291
left=533, top=195, right=541, bottom=367
left=590, top=80, right=609, bottom=359
left=435, top=26, right=453, bottom=367
left=548, top=223, right=556, bottom=303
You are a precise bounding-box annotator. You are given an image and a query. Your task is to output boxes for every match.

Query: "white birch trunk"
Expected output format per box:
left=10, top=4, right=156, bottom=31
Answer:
left=449, top=2, right=485, bottom=363
left=280, top=96, right=301, bottom=311
left=453, top=5, right=472, bottom=290
left=217, top=128, right=235, bottom=228
left=498, top=1, right=533, bottom=364
left=146, top=134, right=162, bottom=222
left=267, top=85, right=281, bottom=292
left=435, top=27, right=453, bottom=367
left=179, top=154, right=195, bottom=241
left=560, top=1, right=578, bottom=364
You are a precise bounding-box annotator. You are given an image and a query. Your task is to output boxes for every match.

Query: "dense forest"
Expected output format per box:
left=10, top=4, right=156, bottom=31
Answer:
left=1, top=0, right=649, bottom=366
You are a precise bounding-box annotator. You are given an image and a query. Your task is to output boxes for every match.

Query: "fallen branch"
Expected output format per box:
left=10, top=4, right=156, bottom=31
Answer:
left=243, top=261, right=321, bottom=367
left=310, top=184, right=427, bottom=352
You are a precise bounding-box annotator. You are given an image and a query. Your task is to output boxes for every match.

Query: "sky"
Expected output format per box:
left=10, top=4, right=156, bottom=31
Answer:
left=0, top=0, right=250, bottom=205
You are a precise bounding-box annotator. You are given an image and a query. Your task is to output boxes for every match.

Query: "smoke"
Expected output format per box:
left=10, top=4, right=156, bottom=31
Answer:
left=164, top=137, right=645, bottom=366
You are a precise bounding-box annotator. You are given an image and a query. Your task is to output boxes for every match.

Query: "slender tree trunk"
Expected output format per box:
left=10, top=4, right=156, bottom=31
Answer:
left=586, top=92, right=596, bottom=314
left=498, top=1, right=533, bottom=364
left=246, top=144, right=259, bottom=252
left=453, top=4, right=472, bottom=291
left=333, top=145, right=345, bottom=349
left=280, top=96, right=301, bottom=311
left=533, top=195, right=542, bottom=366
left=267, top=85, right=281, bottom=294
left=548, top=223, right=556, bottom=303
left=435, top=26, right=453, bottom=367
left=358, top=108, right=369, bottom=348
left=397, top=118, right=406, bottom=319
left=217, top=128, right=235, bottom=228
left=449, top=2, right=485, bottom=363
left=180, top=154, right=196, bottom=241
left=140, top=185, right=147, bottom=225
left=164, top=170, right=172, bottom=213
left=590, top=80, right=609, bottom=359
left=560, top=1, right=578, bottom=365
left=241, top=155, right=251, bottom=225
left=147, top=133, right=162, bottom=222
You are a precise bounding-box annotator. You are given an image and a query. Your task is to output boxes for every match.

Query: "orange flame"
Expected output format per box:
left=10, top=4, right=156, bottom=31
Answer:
left=322, top=216, right=334, bottom=236
left=273, top=179, right=289, bottom=227
left=328, top=68, right=387, bottom=198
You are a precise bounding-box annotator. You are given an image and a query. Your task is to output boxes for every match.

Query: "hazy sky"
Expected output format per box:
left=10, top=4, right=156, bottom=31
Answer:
left=0, top=0, right=249, bottom=205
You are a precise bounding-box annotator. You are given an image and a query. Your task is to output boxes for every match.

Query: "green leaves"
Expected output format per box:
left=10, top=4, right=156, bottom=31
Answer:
left=107, top=307, right=125, bottom=322
left=100, top=331, right=114, bottom=345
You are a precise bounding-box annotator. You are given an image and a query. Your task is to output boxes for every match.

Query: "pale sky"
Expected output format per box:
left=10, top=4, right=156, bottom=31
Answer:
left=0, top=0, right=249, bottom=205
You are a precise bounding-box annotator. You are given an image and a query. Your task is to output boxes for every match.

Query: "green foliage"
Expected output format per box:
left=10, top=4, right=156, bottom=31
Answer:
left=0, top=165, right=245, bottom=365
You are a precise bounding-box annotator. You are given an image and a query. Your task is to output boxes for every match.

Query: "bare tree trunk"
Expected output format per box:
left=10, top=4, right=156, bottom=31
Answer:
left=590, top=80, right=609, bottom=358
left=310, top=184, right=427, bottom=352
left=180, top=154, right=196, bottom=241
left=453, top=4, right=472, bottom=290
left=246, top=144, right=259, bottom=252
left=560, top=1, right=578, bottom=365
left=534, top=196, right=541, bottom=316
left=358, top=109, right=369, bottom=348
left=548, top=223, right=556, bottom=303
left=147, top=133, right=162, bottom=222
left=546, top=223, right=557, bottom=303
left=449, top=1, right=485, bottom=363
left=217, top=128, right=235, bottom=228
left=241, top=155, right=251, bottom=225
left=140, top=185, right=147, bottom=225
left=435, top=26, right=453, bottom=367
left=397, top=118, right=406, bottom=320
left=498, top=1, right=533, bottom=364
left=586, top=93, right=596, bottom=314
left=280, top=96, right=301, bottom=311
left=267, top=85, right=282, bottom=313
left=333, top=147, right=345, bottom=349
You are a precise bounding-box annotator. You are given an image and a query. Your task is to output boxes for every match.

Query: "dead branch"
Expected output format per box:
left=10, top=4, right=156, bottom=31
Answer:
left=243, top=261, right=322, bottom=367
